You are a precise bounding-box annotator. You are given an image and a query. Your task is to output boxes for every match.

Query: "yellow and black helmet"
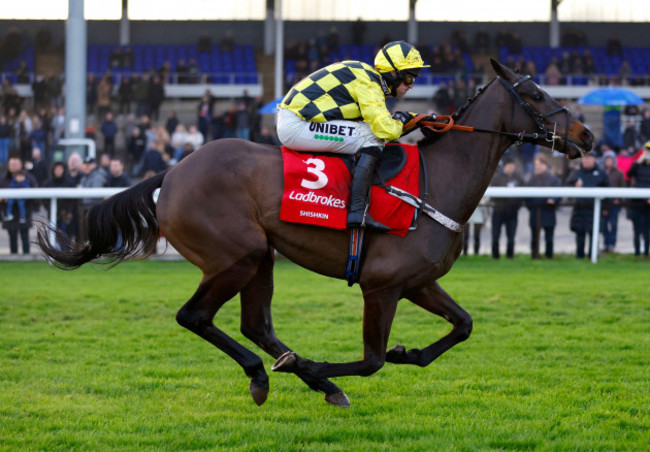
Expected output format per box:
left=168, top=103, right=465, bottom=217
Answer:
left=375, top=41, right=429, bottom=75
left=374, top=41, right=430, bottom=95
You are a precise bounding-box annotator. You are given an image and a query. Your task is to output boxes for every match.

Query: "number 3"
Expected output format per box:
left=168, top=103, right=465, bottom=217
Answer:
left=301, top=158, right=328, bottom=190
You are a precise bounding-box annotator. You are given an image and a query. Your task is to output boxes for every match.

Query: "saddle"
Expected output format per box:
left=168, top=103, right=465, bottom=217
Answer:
left=280, top=143, right=419, bottom=237
left=374, top=145, right=409, bottom=183
left=306, top=145, right=408, bottom=186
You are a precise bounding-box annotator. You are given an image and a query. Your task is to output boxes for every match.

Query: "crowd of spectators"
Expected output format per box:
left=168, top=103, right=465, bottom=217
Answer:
left=470, top=133, right=650, bottom=260
left=283, top=27, right=479, bottom=90
left=86, top=71, right=167, bottom=121
left=1, top=25, right=649, bottom=256
left=2, top=23, right=650, bottom=92
left=0, top=84, right=276, bottom=178
left=107, top=45, right=204, bottom=85
left=2, top=90, right=649, bottom=258
left=283, top=27, right=342, bottom=87
left=0, top=90, right=280, bottom=254
left=284, top=26, right=649, bottom=89
left=91, top=88, right=275, bottom=179
left=531, top=47, right=626, bottom=87
left=499, top=32, right=648, bottom=87
left=0, top=58, right=281, bottom=254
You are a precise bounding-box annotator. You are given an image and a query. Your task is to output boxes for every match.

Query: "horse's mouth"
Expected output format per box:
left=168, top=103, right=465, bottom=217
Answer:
left=565, top=142, right=584, bottom=159
left=553, top=124, right=594, bottom=160
left=563, top=135, right=593, bottom=160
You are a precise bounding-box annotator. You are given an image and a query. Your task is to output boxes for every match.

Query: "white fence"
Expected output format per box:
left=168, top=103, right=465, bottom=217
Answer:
left=1, top=186, right=650, bottom=263
left=485, top=187, right=650, bottom=262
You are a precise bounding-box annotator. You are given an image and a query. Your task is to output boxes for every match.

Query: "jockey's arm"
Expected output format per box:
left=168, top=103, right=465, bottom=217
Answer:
left=355, top=78, right=403, bottom=142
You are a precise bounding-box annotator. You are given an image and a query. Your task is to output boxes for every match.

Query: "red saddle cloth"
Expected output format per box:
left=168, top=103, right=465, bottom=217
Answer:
left=280, top=143, right=420, bottom=237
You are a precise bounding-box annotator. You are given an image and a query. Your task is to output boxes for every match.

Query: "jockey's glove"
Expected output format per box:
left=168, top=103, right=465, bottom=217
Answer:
left=392, top=111, right=414, bottom=124
left=419, top=114, right=439, bottom=138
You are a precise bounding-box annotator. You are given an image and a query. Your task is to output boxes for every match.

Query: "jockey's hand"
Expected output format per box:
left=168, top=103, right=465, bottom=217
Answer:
left=395, top=111, right=421, bottom=138
left=419, top=114, right=439, bottom=137
left=392, top=111, right=414, bottom=125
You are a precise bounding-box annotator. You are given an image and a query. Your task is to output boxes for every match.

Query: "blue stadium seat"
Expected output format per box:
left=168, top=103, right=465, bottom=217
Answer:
left=571, top=76, right=589, bottom=86
left=87, top=59, right=99, bottom=72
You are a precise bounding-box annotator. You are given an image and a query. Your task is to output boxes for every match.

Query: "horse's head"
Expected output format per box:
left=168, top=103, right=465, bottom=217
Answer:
left=490, top=58, right=594, bottom=159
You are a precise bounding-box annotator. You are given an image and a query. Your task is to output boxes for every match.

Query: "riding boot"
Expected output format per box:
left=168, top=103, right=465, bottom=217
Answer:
left=346, top=147, right=390, bottom=232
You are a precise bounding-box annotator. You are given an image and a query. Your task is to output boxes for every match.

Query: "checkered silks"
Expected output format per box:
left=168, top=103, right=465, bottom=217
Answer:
left=282, top=61, right=383, bottom=122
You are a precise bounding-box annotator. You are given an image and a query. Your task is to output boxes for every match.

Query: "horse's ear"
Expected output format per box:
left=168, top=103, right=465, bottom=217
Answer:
left=490, top=58, right=519, bottom=83
left=490, top=58, right=515, bottom=80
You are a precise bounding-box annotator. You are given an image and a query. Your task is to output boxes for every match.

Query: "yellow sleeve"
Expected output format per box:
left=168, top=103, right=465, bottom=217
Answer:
left=354, top=77, right=403, bottom=142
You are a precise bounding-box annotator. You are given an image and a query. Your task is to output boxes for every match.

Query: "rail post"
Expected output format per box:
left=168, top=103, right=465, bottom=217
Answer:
left=591, top=198, right=602, bottom=264
left=48, top=197, right=58, bottom=246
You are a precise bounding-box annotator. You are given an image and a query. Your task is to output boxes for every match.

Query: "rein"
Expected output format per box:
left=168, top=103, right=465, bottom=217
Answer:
left=408, top=75, right=571, bottom=152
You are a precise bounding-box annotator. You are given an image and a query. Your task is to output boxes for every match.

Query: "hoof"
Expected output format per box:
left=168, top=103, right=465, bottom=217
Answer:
left=271, top=351, right=297, bottom=372
left=249, top=380, right=269, bottom=406
left=386, top=344, right=406, bottom=363
left=325, top=391, right=350, bottom=408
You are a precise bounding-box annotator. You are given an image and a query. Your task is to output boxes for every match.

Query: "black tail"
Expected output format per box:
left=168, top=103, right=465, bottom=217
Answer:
left=36, top=171, right=167, bottom=269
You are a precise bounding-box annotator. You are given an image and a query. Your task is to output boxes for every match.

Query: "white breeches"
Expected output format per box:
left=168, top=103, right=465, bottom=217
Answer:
left=276, top=108, right=384, bottom=155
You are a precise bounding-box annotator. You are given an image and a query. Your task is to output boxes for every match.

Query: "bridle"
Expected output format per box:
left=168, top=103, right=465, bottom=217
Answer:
left=497, top=74, right=570, bottom=153
left=397, top=73, right=578, bottom=233
left=416, top=74, right=574, bottom=154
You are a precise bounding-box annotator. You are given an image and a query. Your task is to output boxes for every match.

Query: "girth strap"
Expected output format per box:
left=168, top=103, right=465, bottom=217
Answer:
left=384, top=185, right=464, bottom=233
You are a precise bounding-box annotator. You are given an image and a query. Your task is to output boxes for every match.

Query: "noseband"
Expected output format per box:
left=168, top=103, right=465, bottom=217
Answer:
left=498, top=74, right=570, bottom=152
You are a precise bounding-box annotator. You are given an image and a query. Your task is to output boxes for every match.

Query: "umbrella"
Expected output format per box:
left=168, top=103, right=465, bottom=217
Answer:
left=258, top=97, right=283, bottom=115
left=577, top=87, right=645, bottom=107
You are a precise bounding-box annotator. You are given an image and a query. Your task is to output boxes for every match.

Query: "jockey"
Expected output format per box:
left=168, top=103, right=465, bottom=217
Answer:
left=277, top=41, right=433, bottom=231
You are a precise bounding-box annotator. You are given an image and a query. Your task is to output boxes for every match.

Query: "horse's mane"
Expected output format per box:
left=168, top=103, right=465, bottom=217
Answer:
left=417, top=77, right=497, bottom=149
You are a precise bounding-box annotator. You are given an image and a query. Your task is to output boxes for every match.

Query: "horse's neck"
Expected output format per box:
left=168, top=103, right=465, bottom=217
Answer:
left=424, top=85, right=511, bottom=224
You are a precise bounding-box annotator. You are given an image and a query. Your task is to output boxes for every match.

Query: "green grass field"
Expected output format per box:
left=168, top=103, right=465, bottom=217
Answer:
left=1, top=256, right=648, bottom=451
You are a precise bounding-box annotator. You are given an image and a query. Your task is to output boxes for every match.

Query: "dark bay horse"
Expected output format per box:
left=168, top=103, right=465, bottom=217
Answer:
left=37, top=60, right=593, bottom=407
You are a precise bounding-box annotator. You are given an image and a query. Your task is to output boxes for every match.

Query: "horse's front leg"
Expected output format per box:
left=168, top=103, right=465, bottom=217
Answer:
left=385, top=281, right=472, bottom=367
left=272, top=286, right=400, bottom=380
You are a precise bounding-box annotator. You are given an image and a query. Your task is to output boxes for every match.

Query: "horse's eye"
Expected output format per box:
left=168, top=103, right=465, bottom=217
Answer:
left=532, top=92, right=544, bottom=101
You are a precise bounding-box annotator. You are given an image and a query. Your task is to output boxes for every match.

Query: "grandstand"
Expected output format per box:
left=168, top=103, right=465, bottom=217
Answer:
left=1, top=2, right=650, bottom=100
left=4, top=42, right=650, bottom=101
left=0, top=46, right=34, bottom=84
left=86, top=44, right=259, bottom=84
left=1, top=2, right=650, bottom=116
left=5, top=42, right=650, bottom=86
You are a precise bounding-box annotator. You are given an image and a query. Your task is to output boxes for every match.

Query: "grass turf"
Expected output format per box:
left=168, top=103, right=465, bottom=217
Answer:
left=0, top=255, right=648, bottom=451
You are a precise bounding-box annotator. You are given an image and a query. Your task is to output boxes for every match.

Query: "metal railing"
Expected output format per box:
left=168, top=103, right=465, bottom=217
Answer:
left=485, top=187, right=650, bottom=263
left=1, top=186, right=649, bottom=263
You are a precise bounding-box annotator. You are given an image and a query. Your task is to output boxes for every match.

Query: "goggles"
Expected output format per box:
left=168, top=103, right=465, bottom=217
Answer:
left=401, top=73, right=417, bottom=86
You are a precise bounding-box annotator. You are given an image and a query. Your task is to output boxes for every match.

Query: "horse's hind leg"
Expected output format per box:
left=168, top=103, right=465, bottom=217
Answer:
left=272, top=286, right=401, bottom=381
left=176, top=251, right=271, bottom=406
left=239, top=247, right=349, bottom=407
left=385, top=281, right=473, bottom=366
